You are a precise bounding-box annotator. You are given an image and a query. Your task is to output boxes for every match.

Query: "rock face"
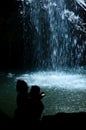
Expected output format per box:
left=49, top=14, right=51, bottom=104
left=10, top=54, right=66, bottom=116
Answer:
left=0, top=0, right=23, bottom=71
left=1, top=110, right=86, bottom=129
left=41, top=112, right=86, bottom=129
left=0, top=0, right=37, bottom=71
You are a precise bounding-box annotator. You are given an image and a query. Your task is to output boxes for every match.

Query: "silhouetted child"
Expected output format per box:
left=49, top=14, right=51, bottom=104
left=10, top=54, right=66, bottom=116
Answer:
left=29, top=85, right=45, bottom=129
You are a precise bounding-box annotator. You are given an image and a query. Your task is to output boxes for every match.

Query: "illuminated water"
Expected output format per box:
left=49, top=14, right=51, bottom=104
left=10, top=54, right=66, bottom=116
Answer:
left=16, top=70, right=86, bottom=90
left=21, top=0, right=86, bottom=69
left=0, top=68, right=86, bottom=118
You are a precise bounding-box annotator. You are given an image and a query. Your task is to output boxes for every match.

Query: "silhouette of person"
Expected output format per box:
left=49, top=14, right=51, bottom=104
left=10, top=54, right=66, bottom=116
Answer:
left=14, top=79, right=30, bottom=128
left=29, top=85, right=45, bottom=129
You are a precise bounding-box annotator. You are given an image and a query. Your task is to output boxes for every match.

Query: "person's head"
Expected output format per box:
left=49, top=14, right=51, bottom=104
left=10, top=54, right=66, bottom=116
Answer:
left=30, top=85, right=40, bottom=98
left=30, top=85, right=46, bottom=99
left=16, top=79, right=28, bottom=93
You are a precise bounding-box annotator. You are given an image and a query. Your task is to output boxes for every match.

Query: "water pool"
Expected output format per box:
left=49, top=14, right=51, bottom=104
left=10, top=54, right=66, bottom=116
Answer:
left=0, top=68, right=86, bottom=118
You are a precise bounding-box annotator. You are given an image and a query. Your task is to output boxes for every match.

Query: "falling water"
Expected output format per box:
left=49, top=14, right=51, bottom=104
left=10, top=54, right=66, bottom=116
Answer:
left=76, top=0, right=86, bottom=11
left=18, top=0, right=86, bottom=70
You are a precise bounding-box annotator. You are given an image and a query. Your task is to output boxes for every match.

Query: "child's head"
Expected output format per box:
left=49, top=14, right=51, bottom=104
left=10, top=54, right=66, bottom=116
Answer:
left=30, top=85, right=40, bottom=98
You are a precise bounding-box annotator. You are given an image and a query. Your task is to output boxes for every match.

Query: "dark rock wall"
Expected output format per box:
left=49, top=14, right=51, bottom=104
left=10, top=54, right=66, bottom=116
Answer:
left=0, top=0, right=24, bottom=71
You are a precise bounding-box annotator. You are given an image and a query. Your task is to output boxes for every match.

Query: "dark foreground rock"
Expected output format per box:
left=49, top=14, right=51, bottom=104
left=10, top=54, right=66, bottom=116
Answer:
left=41, top=112, right=86, bottom=129
left=0, top=111, right=86, bottom=129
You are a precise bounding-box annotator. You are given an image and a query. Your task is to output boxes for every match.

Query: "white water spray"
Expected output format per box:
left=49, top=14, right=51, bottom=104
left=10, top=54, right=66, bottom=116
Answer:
left=76, top=0, right=86, bottom=11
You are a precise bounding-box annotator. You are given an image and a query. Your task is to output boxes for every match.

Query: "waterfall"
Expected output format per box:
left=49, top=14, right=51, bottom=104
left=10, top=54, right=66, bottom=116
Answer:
left=76, top=0, right=86, bottom=11
left=18, top=0, right=86, bottom=70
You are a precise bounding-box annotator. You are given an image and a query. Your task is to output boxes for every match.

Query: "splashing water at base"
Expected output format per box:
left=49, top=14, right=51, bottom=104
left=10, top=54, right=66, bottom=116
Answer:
left=16, top=70, right=86, bottom=90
